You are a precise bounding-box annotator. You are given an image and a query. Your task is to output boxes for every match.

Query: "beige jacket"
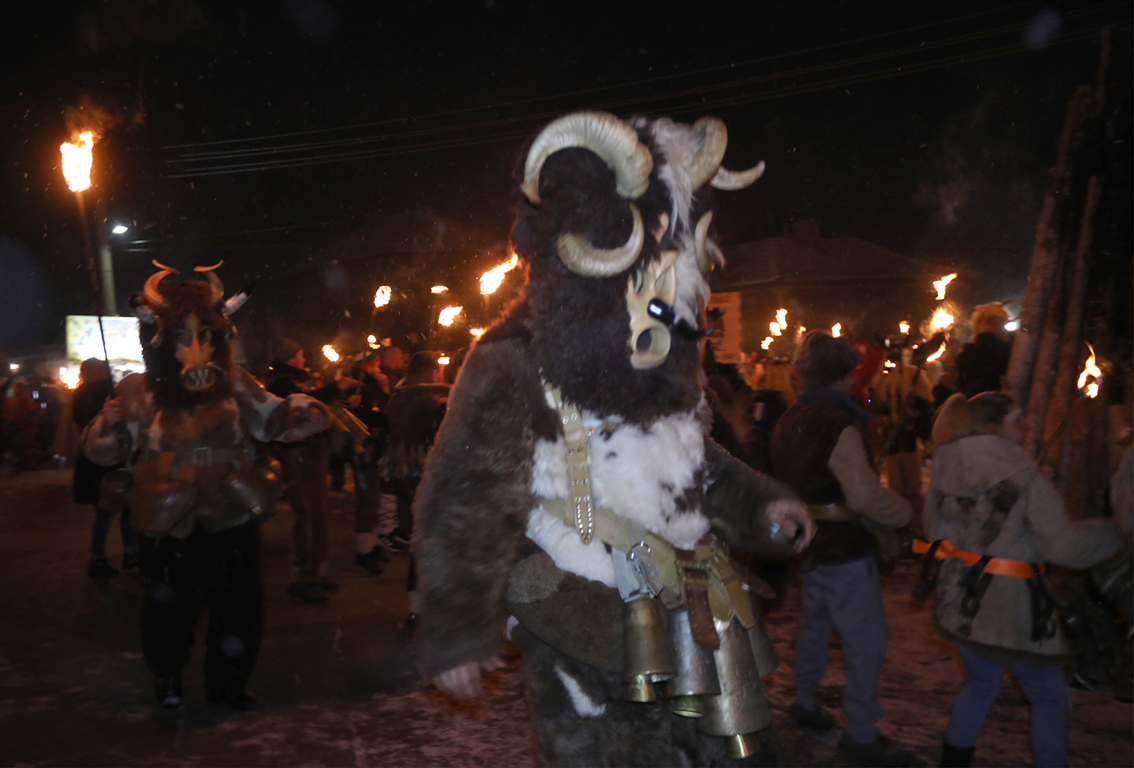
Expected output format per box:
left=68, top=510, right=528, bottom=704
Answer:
left=925, top=434, right=1121, bottom=661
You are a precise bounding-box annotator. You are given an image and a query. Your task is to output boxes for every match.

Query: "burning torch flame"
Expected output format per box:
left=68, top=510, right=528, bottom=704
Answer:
left=933, top=273, right=957, bottom=301
left=374, top=286, right=392, bottom=308
left=925, top=342, right=946, bottom=363
left=1077, top=343, right=1101, bottom=399
left=769, top=321, right=782, bottom=337
left=931, top=308, right=954, bottom=332
left=438, top=306, right=463, bottom=327
left=761, top=337, right=774, bottom=350
left=470, top=328, right=485, bottom=338
left=59, top=365, right=80, bottom=389
left=438, top=356, right=451, bottom=366
left=431, top=285, right=449, bottom=294
left=366, top=334, right=377, bottom=347
left=480, top=254, right=519, bottom=295
left=884, top=360, right=897, bottom=369
left=775, top=308, right=787, bottom=327
left=929, top=272, right=957, bottom=299
left=831, top=323, right=842, bottom=338
left=899, top=321, right=910, bottom=335
left=322, top=345, right=340, bottom=363
left=60, top=132, right=95, bottom=192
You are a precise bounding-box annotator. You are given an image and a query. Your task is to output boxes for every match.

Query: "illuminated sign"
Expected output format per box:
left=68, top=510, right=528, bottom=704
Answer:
left=66, top=316, right=144, bottom=362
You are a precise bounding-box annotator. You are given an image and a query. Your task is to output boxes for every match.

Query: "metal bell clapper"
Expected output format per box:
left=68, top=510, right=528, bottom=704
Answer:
left=697, top=618, right=772, bottom=759
left=663, top=606, right=720, bottom=717
left=623, top=595, right=677, bottom=702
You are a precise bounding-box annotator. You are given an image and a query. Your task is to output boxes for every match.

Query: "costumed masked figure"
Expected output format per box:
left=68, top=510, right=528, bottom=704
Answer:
left=415, top=111, right=815, bottom=766
left=80, top=262, right=330, bottom=710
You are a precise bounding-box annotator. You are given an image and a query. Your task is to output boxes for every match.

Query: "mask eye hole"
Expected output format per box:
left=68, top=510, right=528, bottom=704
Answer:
left=175, top=329, right=193, bottom=347
left=198, top=328, right=212, bottom=346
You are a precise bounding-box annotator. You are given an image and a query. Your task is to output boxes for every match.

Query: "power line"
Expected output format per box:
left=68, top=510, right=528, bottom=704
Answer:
left=159, top=0, right=1070, bottom=152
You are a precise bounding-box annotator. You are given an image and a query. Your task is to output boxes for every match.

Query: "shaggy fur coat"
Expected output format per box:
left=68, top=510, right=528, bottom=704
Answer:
left=925, top=434, right=1121, bottom=663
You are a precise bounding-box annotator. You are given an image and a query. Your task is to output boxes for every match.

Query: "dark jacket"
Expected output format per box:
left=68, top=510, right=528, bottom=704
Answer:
left=265, top=363, right=337, bottom=404
left=72, top=378, right=118, bottom=505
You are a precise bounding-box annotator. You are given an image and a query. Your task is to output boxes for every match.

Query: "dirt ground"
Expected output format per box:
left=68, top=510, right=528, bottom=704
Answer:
left=0, top=467, right=1130, bottom=766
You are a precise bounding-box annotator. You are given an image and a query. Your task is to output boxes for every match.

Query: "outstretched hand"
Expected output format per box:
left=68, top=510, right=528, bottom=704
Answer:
left=765, top=498, right=816, bottom=552
left=432, top=657, right=504, bottom=699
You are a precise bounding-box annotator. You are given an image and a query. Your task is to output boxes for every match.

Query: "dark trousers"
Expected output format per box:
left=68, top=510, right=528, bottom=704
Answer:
left=138, top=521, right=263, bottom=696
left=91, top=506, right=137, bottom=559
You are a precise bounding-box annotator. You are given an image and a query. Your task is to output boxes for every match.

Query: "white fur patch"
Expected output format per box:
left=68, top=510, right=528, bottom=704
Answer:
left=555, top=665, right=606, bottom=717
left=528, top=392, right=711, bottom=587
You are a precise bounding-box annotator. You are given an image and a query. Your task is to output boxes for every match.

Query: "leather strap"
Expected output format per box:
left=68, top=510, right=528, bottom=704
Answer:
left=913, top=538, right=1044, bottom=578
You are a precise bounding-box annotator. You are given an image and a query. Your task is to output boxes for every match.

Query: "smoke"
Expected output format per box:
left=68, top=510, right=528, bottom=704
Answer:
left=63, top=95, right=141, bottom=140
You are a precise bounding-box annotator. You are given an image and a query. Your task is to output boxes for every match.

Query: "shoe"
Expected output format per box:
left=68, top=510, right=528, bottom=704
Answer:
left=378, top=531, right=411, bottom=553
left=788, top=702, right=834, bottom=730
left=153, top=675, right=183, bottom=710
left=837, top=733, right=914, bottom=767
left=940, top=743, right=975, bottom=767
left=355, top=549, right=387, bottom=574
left=286, top=582, right=328, bottom=604
left=208, top=689, right=259, bottom=711
left=316, top=577, right=338, bottom=591
left=121, top=552, right=139, bottom=571
left=87, top=557, right=119, bottom=578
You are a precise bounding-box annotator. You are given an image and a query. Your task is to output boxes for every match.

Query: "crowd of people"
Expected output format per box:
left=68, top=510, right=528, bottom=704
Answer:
left=3, top=294, right=1130, bottom=767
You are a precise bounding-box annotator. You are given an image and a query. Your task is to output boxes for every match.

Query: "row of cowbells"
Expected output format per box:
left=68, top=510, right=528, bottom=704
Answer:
left=623, top=592, right=778, bottom=759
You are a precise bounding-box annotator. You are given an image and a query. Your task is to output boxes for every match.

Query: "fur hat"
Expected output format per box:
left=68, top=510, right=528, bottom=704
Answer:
left=269, top=336, right=302, bottom=365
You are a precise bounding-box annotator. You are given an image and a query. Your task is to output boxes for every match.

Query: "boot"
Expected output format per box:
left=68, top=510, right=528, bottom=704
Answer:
left=940, top=742, right=975, bottom=767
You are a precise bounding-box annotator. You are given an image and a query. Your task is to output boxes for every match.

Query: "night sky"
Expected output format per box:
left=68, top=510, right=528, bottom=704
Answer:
left=1, top=0, right=1130, bottom=356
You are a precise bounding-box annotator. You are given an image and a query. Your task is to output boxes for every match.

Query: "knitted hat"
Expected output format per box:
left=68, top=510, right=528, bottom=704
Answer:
left=268, top=336, right=303, bottom=365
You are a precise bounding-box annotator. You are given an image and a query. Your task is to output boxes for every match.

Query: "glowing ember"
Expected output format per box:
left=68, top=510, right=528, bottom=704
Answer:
left=322, top=345, right=340, bottom=362
left=925, top=342, right=946, bottom=363
left=438, top=306, right=463, bottom=327
left=374, top=286, right=392, bottom=308
left=59, top=366, right=80, bottom=389
left=931, top=308, right=954, bottom=331
left=438, top=356, right=451, bottom=366
left=761, top=337, right=774, bottom=350
left=899, top=321, right=910, bottom=335
left=480, top=254, right=519, bottom=295
left=60, top=131, right=95, bottom=192
left=933, top=273, right=957, bottom=301
left=431, top=285, right=449, bottom=294
left=1077, top=343, right=1102, bottom=399
left=831, top=323, right=842, bottom=337
left=469, top=328, right=485, bottom=338
left=769, top=321, right=782, bottom=337
left=775, top=308, right=788, bottom=327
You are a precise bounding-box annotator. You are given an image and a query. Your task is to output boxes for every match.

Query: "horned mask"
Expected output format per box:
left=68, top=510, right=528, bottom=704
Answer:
left=521, top=112, right=763, bottom=369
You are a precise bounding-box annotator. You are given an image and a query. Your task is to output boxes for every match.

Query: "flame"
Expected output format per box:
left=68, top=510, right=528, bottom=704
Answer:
left=374, top=285, right=392, bottom=308
left=480, top=254, right=519, bottom=295
left=775, top=308, right=787, bottom=326
left=431, top=285, right=449, bottom=294
left=884, top=360, right=897, bottom=369
left=438, top=356, right=451, bottom=366
left=761, top=337, right=774, bottom=350
left=470, top=328, right=485, bottom=338
left=1077, top=343, right=1102, bottom=399
left=933, top=272, right=957, bottom=301
left=60, top=131, right=95, bottom=192
left=59, top=365, right=80, bottom=389
left=931, top=308, right=954, bottom=331
left=322, top=345, right=340, bottom=362
left=366, top=334, right=377, bottom=346
left=925, top=342, right=946, bottom=363
left=831, top=323, right=842, bottom=337
left=769, top=321, right=782, bottom=337
left=799, top=326, right=806, bottom=333
left=1005, top=320, right=1019, bottom=332
left=899, top=321, right=910, bottom=335
left=438, top=306, right=463, bottom=327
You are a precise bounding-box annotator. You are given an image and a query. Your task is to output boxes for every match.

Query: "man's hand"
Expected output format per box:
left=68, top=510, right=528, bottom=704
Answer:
left=766, top=498, right=816, bottom=552
left=432, top=657, right=504, bottom=699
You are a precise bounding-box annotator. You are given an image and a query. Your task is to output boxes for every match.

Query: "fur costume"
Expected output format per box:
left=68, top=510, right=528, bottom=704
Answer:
left=415, top=112, right=804, bottom=766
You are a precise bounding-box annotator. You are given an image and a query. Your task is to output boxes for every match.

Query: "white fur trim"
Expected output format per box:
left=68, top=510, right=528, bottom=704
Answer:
left=555, top=665, right=607, bottom=717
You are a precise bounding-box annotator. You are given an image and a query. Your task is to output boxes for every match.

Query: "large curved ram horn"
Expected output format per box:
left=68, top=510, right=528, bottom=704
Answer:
left=193, top=261, right=225, bottom=305
left=688, top=117, right=729, bottom=190
left=710, top=160, right=765, bottom=190
left=556, top=204, right=644, bottom=277
left=523, top=111, right=652, bottom=204
left=143, top=260, right=179, bottom=309
left=694, top=211, right=715, bottom=275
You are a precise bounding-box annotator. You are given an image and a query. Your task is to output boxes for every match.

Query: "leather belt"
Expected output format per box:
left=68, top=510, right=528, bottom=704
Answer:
left=913, top=539, right=1044, bottom=578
